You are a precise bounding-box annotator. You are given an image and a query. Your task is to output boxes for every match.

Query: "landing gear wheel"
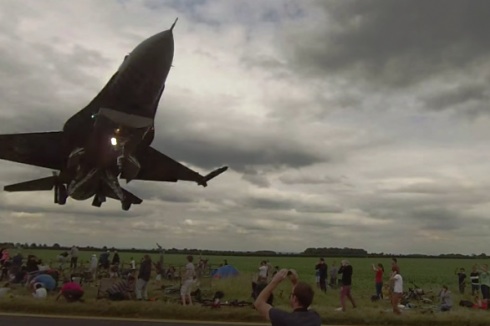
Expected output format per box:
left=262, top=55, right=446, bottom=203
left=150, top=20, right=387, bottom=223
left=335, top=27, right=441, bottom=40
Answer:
left=56, top=184, right=67, bottom=205
left=92, top=196, right=102, bottom=207
left=122, top=201, right=131, bottom=211
left=92, top=193, right=106, bottom=208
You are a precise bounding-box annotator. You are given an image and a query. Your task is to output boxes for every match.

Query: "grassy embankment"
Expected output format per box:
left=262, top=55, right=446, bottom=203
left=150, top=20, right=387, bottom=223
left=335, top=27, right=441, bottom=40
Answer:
left=1, top=250, right=490, bottom=325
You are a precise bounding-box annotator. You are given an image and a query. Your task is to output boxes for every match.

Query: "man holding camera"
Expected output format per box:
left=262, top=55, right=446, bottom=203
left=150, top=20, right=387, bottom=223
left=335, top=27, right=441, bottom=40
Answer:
left=254, top=268, right=321, bottom=326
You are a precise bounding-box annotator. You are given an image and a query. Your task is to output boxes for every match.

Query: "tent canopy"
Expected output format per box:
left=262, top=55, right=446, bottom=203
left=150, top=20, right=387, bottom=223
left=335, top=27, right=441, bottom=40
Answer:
left=211, top=265, right=239, bottom=279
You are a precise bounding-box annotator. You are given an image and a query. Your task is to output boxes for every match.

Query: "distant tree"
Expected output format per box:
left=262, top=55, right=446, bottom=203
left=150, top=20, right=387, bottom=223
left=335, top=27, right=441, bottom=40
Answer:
left=53, top=243, right=61, bottom=249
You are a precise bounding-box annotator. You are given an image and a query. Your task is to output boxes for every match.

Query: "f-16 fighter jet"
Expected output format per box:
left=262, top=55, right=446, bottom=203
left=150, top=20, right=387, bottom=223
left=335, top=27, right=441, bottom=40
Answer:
left=0, top=19, right=228, bottom=210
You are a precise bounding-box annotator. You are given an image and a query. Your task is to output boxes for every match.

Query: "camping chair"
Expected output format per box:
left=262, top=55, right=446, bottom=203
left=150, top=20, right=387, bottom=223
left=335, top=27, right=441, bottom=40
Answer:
left=96, top=277, right=119, bottom=300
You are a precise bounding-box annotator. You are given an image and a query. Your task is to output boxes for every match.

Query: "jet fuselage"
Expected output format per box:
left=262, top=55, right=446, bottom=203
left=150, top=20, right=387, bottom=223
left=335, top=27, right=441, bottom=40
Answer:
left=59, top=29, right=175, bottom=207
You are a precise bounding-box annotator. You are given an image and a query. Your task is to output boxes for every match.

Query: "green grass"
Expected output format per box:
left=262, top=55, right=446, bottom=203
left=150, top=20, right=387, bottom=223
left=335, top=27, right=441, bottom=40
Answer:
left=2, top=249, right=490, bottom=325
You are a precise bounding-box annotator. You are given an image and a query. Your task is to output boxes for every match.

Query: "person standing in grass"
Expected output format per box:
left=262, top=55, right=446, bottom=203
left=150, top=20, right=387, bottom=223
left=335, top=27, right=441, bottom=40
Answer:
left=337, top=260, right=357, bottom=312
left=136, top=255, right=151, bottom=301
left=470, top=265, right=480, bottom=296
left=390, top=270, right=403, bottom=315
left=329, top=261, right=338, bottom=289
left=258, top=261, right=268, bottom=282
left=181, top=255, right=196, bottom=306
left=254, top=269, right=321, bottom=326
left=455, top=267, right=467, bottom=294
left=478, top=264, right=490, bottom=301
left=372, top=263, right=384, bottom=300
left=315, top=258, right=327, bottom=293
left=69, top=246, right=79, bottom=270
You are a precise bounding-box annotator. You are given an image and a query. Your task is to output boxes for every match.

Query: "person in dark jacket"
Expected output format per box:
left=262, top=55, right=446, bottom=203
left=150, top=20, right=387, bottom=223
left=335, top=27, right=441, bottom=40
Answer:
left=338, top=260, right=357, bottom=312
left=254, top=269, right=321, bottom=326
left=136, top=255, right=152, bottom=300
left=315, top=258, right=327, bottom=293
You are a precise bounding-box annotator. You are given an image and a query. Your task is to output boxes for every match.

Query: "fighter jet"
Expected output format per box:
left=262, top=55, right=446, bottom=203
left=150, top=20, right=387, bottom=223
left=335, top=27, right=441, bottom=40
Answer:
left=0, top=19, right=228, bottom=211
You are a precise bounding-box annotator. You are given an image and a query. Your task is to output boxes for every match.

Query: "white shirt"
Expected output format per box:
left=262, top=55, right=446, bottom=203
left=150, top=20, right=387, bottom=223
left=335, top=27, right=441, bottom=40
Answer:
left=130, top=260, right=136, bottom=269
left=184, top=262, right=195, bottom=280
left=33, top=288, right=47, bottom=299
left=90, top=257, right=97, bottom=269
left=393, top=274, right=403, bottom=293
left=258, top=265, right=268, bottom=278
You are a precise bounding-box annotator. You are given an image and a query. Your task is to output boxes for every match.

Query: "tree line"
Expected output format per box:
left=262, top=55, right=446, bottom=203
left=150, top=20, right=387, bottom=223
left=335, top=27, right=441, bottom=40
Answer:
left=0, top=242, right=486, bottom=259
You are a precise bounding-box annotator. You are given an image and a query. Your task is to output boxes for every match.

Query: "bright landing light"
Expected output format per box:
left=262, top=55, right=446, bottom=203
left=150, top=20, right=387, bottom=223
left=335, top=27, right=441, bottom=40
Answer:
left=110, top=137, right=117, bottom=146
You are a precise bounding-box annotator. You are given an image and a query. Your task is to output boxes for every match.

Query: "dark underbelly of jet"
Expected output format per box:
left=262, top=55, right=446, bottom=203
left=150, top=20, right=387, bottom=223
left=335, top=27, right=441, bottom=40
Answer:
left=67, top=168, right=99, bottom=200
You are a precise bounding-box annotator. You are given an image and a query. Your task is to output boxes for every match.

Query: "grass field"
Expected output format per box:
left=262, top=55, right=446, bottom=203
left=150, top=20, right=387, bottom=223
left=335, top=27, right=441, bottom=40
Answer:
left=1, top=248, right=490, bottom=325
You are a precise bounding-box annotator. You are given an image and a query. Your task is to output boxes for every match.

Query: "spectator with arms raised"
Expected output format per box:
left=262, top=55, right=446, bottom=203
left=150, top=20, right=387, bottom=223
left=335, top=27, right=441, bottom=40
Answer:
left=254, top=268, right=321, bottom=326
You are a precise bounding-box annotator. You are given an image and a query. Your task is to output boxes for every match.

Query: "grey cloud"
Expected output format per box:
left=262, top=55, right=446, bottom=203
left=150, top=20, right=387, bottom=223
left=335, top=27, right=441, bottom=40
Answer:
left=244, top=196, right=342, bottom=214
left=387, top=182, right=466, bottom=195
left=154, top=134, right=323, bottom=172
left=127, top=182, right=198, bottom=203
left=283, top=0, right=490, bottom=88
left=423, top=82, right=490, bottom=115
left=279, top=174, right=346, bottom=185
left=408, top=208, right=464, bottom=231
left=350, top=180, right=490, bottom=234
left=241, top=172, right=271, bottom=188
left=151, top=93, right=327, bottom=172
left=0, top=31, right=111, bottom=133
left=0, top=198, right=143, bottom=219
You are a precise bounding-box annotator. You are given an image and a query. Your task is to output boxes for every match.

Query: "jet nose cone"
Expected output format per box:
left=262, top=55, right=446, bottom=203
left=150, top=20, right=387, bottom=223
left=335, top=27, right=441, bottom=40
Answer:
left=139, top=29, right=174, bottom=64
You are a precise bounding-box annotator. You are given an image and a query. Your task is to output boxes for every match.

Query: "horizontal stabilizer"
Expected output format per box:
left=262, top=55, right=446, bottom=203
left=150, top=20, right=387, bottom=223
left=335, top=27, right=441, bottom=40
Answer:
left=4, top=176, right=56, bottom=192
left=198, top=166, right=228, bottom=187
left=99, top=108, right=154, bottom=128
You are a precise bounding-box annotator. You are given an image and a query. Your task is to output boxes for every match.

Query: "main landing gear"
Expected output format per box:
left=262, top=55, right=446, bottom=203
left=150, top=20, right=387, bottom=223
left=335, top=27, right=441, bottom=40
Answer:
left=92, top=193, right=106, bottom=207
left=54, top=184, right=68, bottom=205
left=122, top=200, right=132, bottom=211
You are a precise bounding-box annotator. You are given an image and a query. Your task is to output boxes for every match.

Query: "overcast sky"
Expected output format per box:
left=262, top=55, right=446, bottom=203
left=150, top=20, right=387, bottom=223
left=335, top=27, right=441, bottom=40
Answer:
left=0, top=0, right=489, bottom=255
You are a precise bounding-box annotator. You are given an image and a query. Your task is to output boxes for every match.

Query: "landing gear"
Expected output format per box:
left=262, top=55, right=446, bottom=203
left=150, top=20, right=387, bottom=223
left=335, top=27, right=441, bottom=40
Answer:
left=122, top=201, right=131, bottom=211
left=92, top=193, right=106, bottom=208
left=54, top=184, right=67, bottom=205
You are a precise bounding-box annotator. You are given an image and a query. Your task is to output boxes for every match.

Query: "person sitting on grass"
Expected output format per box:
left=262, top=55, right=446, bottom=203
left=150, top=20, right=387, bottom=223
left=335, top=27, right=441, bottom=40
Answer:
left=32, top=283, right=47, bottom=299
left=439, top=285, right=453, bottom=311
left=254, top=269, right=321, bottom=326
left=473, top=295, right=488, bottom=310
left=56, top=279, right=84, bottom=302
left=106, top=276, right=136, bottom=301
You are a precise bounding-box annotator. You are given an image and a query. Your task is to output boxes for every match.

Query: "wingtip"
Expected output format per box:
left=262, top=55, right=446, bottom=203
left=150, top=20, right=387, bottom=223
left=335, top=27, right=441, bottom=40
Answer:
left=170, top=17, right=178, bottom=31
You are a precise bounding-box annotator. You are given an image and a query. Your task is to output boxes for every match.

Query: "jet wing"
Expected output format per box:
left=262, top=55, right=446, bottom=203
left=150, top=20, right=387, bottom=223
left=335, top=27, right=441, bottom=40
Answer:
left=132, top=146, right=227, bottom=186
left=0, top=132, right=64, bottom=170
